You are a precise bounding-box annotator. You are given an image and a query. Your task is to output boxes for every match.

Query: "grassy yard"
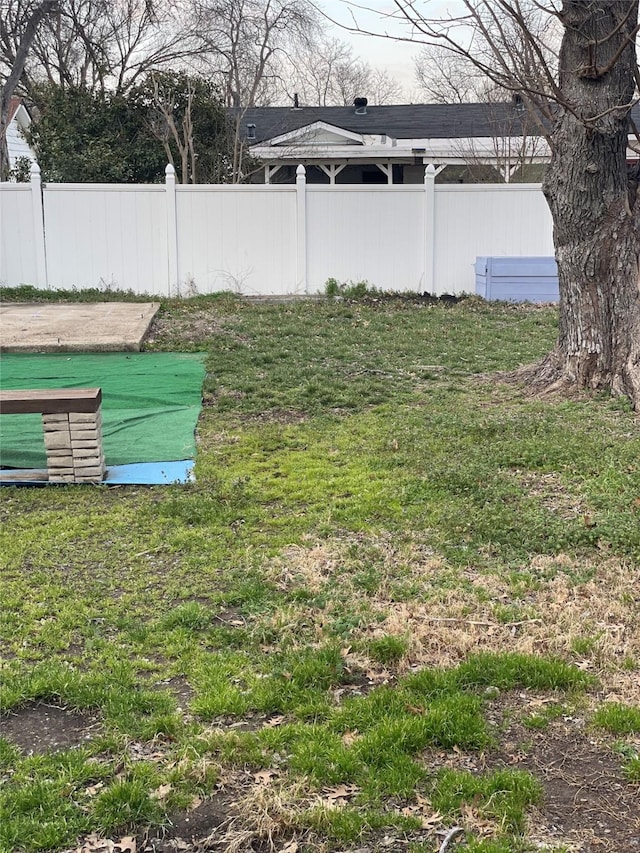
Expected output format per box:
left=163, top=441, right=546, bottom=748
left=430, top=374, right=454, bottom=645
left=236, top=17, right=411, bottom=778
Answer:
left=1, top=293, right=639, bottom=853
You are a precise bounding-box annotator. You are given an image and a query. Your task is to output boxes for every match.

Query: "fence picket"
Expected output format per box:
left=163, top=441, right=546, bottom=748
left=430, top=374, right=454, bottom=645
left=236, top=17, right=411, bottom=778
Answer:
left=0, top=166, right=554, bottom=297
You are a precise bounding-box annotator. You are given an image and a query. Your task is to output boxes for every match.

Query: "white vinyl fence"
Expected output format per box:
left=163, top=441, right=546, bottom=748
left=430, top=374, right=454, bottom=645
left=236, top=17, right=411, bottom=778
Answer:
left=0, top=164, right=554, bottom=297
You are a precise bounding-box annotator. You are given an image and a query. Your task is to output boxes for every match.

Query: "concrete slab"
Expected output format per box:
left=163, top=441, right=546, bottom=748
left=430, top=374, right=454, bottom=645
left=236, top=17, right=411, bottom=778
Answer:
left=0, top=303, right=160, bottom=352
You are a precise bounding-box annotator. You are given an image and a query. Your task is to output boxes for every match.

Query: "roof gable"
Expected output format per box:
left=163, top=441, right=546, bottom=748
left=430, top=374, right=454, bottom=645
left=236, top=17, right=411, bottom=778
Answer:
left=8, top=97, right=31, bottom=130
left=267, top=121, right=364, bottom=147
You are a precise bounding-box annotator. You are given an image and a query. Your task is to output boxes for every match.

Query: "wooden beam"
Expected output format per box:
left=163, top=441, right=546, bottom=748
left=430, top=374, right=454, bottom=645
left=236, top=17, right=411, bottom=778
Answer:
left=0, top=388, right=102, bottom=415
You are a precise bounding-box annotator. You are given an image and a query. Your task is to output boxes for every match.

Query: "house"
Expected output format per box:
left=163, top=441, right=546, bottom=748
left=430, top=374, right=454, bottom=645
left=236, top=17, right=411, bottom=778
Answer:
left=6, top=97, right=37, bottom=177
left=233, top=99, right=640, bottom=185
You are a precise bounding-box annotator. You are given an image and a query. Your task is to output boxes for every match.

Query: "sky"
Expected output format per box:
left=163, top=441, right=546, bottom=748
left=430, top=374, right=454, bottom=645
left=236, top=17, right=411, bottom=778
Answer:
left=320, top=0, right=451, bottom=99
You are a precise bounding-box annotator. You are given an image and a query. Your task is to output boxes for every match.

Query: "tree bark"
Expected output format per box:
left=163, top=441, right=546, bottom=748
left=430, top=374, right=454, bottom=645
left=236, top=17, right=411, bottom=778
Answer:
left=532, top=1, right=640, bottom=408
left=0, top=0, right=57, bottom=180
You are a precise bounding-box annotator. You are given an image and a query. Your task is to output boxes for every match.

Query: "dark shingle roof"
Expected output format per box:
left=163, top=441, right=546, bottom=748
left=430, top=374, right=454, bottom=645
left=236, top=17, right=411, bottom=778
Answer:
left=231, top=101, right=640, bottom=144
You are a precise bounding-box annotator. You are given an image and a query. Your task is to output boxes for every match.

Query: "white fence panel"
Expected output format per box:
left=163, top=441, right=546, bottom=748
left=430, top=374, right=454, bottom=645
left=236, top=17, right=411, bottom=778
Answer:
left=175, top=185, right=297, bottom=295
left=1, top=174, right=558, bottom=298
left=0, top=185, right=38, bottom=287
left=43, top=185, right=168, bottom=294
left=306, top=186, right=425, bottom=293
left=433, top=184, right=554, bottom=295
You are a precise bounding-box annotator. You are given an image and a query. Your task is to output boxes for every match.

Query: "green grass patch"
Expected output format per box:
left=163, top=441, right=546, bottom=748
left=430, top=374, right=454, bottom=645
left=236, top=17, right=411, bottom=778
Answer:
left=431, top=767, right=542, bottom=832
left=593, top=703, right=640, bottom=735
left=1, top=295, right=638, bottom=852
left=301, top=805, right=419, bottom=844
left=612, top=743, right=640, bottom=783
left=195, top=652, right=587, bottom=819
left=623, top=757, right=640, bottom=783
left=0, top=748, right=108, bottom=852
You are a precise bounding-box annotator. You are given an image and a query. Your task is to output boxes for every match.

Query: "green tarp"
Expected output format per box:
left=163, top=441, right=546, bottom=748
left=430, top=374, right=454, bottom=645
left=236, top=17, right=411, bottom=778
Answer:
left=0, top=353, right=206, bottom=469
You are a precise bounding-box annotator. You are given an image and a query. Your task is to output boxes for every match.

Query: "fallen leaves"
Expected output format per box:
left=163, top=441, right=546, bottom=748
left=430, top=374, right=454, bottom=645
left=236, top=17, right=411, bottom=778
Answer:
left=320, top=784, right=359, bottom=806
left=399, top=794, right=442, bottom=830
left=340, top=729, right=360, bottom=746
left=253, top=769, right=279, bottom=785
left=126, top=742, right=167, bottom=763
left=72, top=835, right=136, bottom=853
left=151, top=783, right=172, bottom=801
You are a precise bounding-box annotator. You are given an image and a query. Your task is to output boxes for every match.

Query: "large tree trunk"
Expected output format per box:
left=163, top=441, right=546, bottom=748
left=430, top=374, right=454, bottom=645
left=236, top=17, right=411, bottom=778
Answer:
left=0, top=0, right=57, bottom=180
left=530, top=1, right=640, bottom=409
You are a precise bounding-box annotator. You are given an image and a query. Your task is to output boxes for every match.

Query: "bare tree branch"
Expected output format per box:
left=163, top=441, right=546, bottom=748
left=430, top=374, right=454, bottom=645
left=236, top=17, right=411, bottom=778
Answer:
left=330, top=0, right=640, bottom=406
left=1, top=0, right=57, bottom=178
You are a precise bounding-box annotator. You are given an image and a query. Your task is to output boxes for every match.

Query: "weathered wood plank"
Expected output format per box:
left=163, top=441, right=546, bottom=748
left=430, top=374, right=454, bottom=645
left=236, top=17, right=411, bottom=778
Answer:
left=0, top=388, right=102, bottom=415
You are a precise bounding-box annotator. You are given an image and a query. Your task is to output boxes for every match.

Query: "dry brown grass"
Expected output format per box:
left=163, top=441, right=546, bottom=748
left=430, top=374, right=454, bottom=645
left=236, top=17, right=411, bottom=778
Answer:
left=265, top=538, right=640, bottom=705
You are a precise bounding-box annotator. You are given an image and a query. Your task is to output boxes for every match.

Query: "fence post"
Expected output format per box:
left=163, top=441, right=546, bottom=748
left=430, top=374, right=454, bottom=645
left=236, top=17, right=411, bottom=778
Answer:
left=296, top=164, right=307, bottom=293
left=165, top=164, right=179, bottom=297
left=30, top=162, right=48, bottom=289
left=423, top=164, right=436, bottom=296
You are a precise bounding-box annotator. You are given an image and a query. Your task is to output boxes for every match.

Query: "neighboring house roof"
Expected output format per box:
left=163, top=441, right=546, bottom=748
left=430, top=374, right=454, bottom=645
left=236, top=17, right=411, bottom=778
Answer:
left=8, top=96, right=22, bottom=124
left=233, top=102, right=557, bottom=177
left=235, top=101, right=640, bottom=145
left=233, top=102, right=541, bottom=144
left=6, top=97, right=37, bottom=173
left=232, top=101, right=640, bottom=182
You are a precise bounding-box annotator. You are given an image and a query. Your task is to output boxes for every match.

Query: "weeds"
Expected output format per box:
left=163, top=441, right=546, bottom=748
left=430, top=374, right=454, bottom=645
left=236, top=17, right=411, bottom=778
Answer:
left=325, top=277, right=379, bottom=298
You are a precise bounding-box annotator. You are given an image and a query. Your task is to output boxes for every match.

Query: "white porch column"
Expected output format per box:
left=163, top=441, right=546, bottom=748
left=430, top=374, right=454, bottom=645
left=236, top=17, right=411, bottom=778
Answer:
left=424, top=164, right=436, bottom=296
left=296, top=165, right=307, bottom=293
left=165, top=164, right=179, bottom=297
left=30, top=163, right=48, bottom=289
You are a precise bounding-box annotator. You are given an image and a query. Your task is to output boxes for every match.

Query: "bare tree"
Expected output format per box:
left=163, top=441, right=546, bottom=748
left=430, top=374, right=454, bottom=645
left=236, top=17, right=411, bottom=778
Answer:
left=193, top=0, right=320, bottom=107
left=0, top=0, right=56, bottom=179
left=280, top=35, right=403, bottom=105
left=413, top=52, right=547, bottom=182
left=148, top=74, right=198, bottom=184
left=346, top=0, right=640, bottom=408
left=284, top=36, right=368, bottom=105
left=413, top=7, right=560, bottom=105
left=368, top=66, right=403, bottom=104
left=461, top=121, right=548, bottom=184
left=139, top=71, right=255, bottom=183
left=1, top=0, right=199, bottom=102
left=415, top=45, right=489, bottom=104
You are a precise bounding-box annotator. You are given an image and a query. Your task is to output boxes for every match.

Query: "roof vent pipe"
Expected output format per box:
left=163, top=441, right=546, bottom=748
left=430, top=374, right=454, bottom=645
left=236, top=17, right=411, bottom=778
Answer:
left=246, top=123, right=256, bottom=140
left=354, top=97, right=368, bottom=114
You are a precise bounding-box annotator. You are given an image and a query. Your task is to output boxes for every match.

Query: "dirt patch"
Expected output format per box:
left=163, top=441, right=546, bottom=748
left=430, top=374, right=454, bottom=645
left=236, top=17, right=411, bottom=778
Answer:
left=515, top=469, right=588, bottom=519
left=153, top=676, right=194, bottom=709
left=1, top=701, right=100, bottom=754
left=523, top=738, right=640, bottom=851
left=144, top=309, right=225, bottom=349
left=418, top=692, right=640, bottom=851
left=213, top=608, right=248, bottom=627
left=141, top=795, right=237, bottom=852
left=486, top=693, right=640, bottom=852
left=143, top=303, right=254, bottom=352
